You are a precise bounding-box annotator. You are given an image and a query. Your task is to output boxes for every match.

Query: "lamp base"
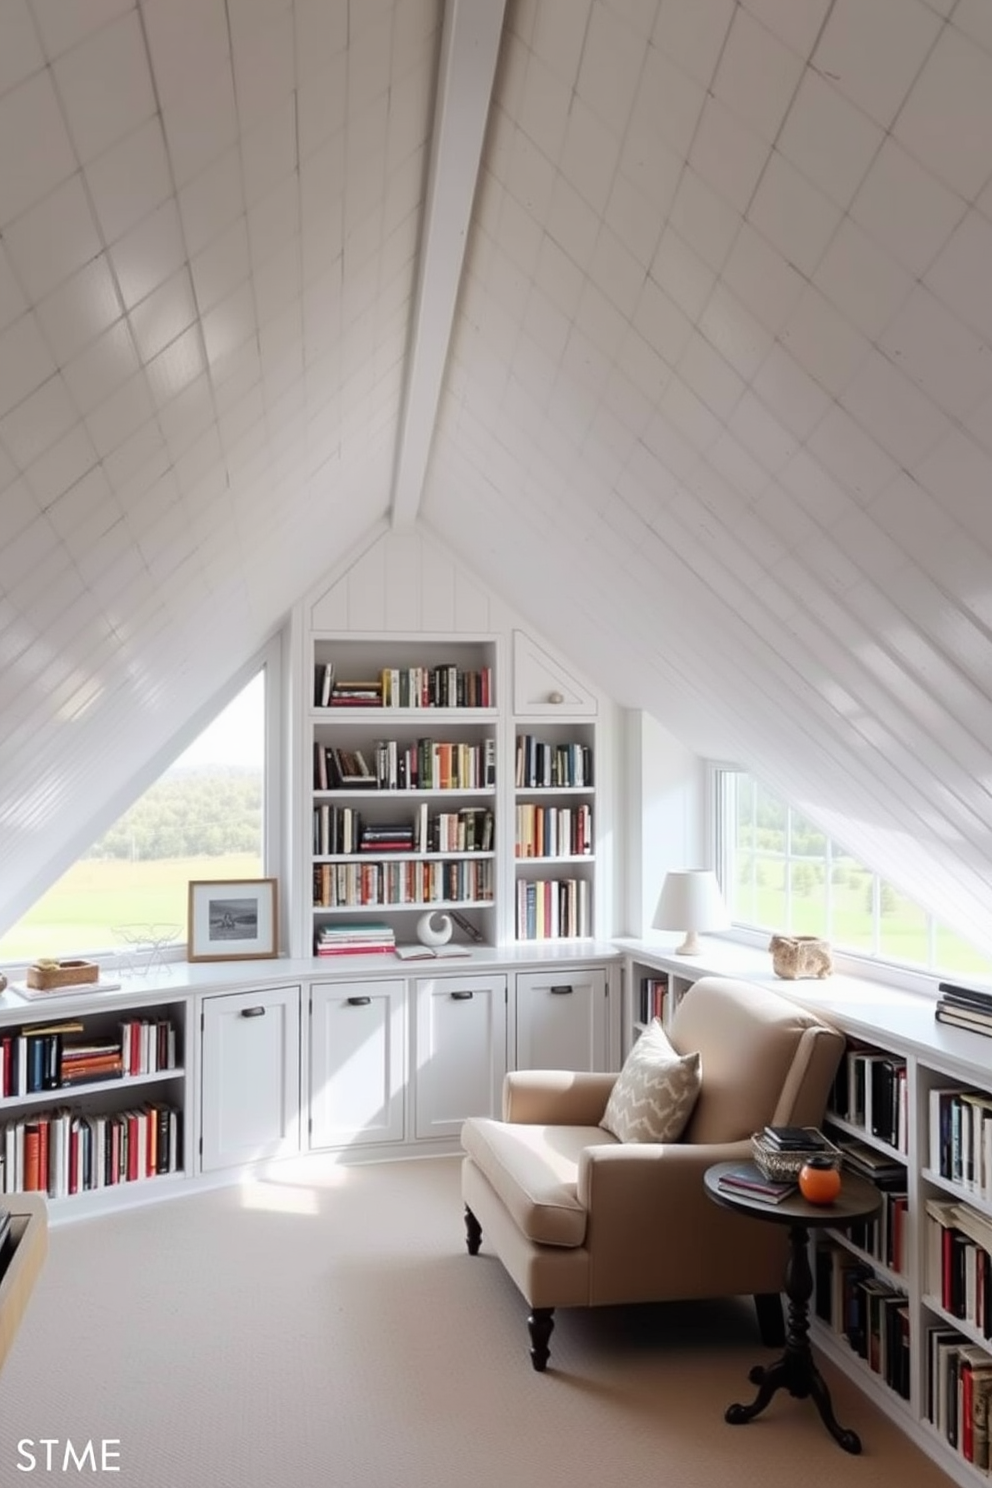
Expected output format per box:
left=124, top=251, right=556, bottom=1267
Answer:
left=675, top=931, right=702, bottom=955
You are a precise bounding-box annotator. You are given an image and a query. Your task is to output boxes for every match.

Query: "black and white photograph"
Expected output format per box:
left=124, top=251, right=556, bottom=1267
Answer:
left=187, top=879, right=278, bottom=962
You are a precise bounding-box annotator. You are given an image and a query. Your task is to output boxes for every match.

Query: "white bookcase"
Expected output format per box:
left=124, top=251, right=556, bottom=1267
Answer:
left=310, top=635, right=500, bottom=950
left=0, top=990, right=189, bottom=1213
left=306, top=629, right=607, bottom=949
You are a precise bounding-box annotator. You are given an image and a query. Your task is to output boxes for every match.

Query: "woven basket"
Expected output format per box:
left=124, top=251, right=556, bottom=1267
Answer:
left=751, top=1130, right=842, bottom=1182
left=26, top=959, right=99, bottom=990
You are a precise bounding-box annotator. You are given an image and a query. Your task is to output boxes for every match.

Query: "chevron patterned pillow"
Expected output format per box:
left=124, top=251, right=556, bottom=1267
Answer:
left=600, top=1019, right=701, bottom=1143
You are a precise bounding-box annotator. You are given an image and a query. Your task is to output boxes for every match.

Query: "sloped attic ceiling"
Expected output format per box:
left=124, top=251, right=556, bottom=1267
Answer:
left=2, top=0, right=992, bottom=954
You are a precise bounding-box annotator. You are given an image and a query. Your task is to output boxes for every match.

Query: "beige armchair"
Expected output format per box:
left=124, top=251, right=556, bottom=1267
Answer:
left=461, top=975, right=844, bottom=1369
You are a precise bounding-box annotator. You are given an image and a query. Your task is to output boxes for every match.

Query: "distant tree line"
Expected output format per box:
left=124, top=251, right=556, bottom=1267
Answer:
left=88, top=767, right=262, bottom=861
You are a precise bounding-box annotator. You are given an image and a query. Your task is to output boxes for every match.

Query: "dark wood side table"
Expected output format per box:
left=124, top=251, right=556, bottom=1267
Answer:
left=704, top=1162, right=881, bottom=1454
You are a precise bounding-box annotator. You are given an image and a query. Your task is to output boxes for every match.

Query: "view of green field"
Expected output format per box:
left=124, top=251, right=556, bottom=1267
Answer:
left=733, top=863, right=992, bottom=979
left=0, top=854, right=259, bottom=963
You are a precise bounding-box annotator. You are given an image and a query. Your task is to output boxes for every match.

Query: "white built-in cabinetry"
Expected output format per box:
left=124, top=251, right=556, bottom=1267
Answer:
left=414, top=972, right=508, bottom=1140
left=308, top=978, right=406, bottom=1149
left=513, top=967, right=610, bottom=1072
left=0, top=949, right=619, bottom=1218
left=199, top=984, right=301, bottom=1172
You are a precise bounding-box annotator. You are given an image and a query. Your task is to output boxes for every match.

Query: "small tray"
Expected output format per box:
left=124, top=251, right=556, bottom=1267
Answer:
left=25, top=959, right=99, bottom=991
left=751, top=1128, right=842, bottom=1182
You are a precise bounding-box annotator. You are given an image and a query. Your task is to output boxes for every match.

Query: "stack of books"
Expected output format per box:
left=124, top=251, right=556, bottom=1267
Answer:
left=761, top=1125, right=833, bottom=1153
left=314, top=922, right=396, bottom=957
left=716, top=1162, right=796, bottom=1204
left=936, top=982, right=992, bottom=1038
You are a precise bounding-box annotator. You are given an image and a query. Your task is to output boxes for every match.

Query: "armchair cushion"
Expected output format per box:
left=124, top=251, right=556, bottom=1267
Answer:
left=599, top=1018, right=701, bottom=1143
left=461, top=1117, right=614, bottom=1246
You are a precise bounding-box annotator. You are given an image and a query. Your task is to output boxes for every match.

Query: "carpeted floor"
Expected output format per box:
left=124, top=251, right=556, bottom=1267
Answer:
left=0, top=1155, right=954, bottom=1487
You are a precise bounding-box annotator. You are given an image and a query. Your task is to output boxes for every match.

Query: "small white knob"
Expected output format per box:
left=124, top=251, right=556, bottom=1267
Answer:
left=548, top=691, right=564, bottom=704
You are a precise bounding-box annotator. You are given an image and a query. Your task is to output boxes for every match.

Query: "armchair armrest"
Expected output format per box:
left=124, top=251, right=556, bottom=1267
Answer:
left=502, top=1069, right=617, bottom=1125
left=577, top=1139, right=788, bottom=1305
left=577, top=1138, right=753, bottom=1212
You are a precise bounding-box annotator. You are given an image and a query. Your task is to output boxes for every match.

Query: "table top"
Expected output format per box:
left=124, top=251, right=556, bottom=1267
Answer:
left=704, top=1162, right=881, bottom=1228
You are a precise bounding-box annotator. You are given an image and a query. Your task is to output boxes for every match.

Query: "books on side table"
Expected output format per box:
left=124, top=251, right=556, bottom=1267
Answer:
left=717, top=1162, right=797, bottom=1204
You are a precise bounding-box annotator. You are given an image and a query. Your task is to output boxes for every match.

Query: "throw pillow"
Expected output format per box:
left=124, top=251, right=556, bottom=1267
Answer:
left=600, top=1019, right=701, bottom=1143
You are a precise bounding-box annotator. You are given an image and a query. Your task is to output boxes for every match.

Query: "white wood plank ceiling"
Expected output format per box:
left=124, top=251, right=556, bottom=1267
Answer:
left=2, top=0, right=992, bottom=950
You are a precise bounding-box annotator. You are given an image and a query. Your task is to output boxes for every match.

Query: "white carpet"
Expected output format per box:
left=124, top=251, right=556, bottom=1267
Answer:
left=0, top=1155, right=953, bottom=1488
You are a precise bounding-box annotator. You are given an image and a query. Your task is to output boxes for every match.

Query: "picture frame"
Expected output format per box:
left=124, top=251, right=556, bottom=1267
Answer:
left=187, top=878, right=278, bottom=962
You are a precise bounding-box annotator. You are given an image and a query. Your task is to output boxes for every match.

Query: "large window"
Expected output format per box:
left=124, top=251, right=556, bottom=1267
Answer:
left=716, top=769, right=992, bottom=981
left=0, top=671, right=267, bottom=964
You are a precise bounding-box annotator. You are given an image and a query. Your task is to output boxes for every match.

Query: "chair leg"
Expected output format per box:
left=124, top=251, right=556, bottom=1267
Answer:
left=528, top=1308, right=555, bottom=1371
left=464, top=1205, right=482, bottom=1255
left=754, top=1291, right=785, bottom=1347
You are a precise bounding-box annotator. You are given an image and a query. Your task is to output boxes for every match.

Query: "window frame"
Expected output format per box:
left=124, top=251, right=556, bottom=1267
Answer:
left=708, top=762, right=988, bottom=998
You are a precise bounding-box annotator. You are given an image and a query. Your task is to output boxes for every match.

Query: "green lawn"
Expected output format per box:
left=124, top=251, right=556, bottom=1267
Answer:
left=0, top=854, right=261, bottom=962
left=735, top=880, right=992, bottom=978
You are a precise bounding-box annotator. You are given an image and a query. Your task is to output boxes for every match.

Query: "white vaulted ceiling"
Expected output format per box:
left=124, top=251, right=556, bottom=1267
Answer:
left=2, top=0, right=992, bottom=950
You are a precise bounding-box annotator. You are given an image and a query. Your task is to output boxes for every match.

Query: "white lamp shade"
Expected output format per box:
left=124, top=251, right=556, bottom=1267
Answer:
left=653, top=869, right=729, bottom=954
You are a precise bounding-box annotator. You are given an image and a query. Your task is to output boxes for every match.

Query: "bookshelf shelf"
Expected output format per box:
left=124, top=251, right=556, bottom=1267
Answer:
left=0, top=997, right=188, bottom=1202
left=0, top=1066, right=184, bottom=1109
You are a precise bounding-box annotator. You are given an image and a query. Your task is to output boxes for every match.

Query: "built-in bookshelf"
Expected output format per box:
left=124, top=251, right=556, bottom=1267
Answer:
left=513, top=723, right=596, bottom=941
left=308, top=633, right=606, bottom=947
left=816, top=1042, right=912, bottom=1406
left=310, top=637, right=500, bottom=948
left=0, top=999, right=186, bottom=1203
left=616, top=936, right=992, bottom=1488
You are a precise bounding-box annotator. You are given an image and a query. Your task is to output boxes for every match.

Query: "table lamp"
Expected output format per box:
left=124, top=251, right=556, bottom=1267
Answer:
left=653, top=869, right=729, bottom=954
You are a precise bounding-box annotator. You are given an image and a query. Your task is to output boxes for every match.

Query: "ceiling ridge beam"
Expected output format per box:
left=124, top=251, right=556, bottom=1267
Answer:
left=389, top=0, right=507, bottom=528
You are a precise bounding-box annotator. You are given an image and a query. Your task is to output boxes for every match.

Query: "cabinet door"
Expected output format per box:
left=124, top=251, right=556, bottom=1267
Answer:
left=199, top=986, right=301, bottom=1172
left=309, top=980, right=405, bottom=1149
left=414, top=974, right=507, bottom=1139
left=514, top=968, right=609, bottom=1072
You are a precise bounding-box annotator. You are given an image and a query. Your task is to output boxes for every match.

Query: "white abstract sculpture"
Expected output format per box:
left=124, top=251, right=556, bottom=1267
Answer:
left=417, top=911, right=454, bottom=947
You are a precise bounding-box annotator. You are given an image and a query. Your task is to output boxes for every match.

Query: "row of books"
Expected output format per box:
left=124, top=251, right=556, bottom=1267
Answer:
left=929, top=1085, right=992, bottom=1195
left=638, top=976, right=667, bottom=1025
left=935, top=981, right=992, bottom=1040
left=313, top=859, right=494, bottom=909
left=514, top=803, right=592, bottom=859
left=927, top=1328, right=992, bottom=1467
left=314, top=664, right=494, bottom=710
left=314, top=923, right=396, bottom=956
left=515, top=736, right=593, bottom=790
left=0, top=1018, right=179, bottom=1099
left=828, top=1044, right=909, bottom=1152
left=312, top=804, right=494, bottom=857
left=515, top=878, right=591, bottom=940
left=814, top=1241, right=910, bottom=1398
left=1, top=1103, right=181, bottom=1196
left=314, top=739, right=496, bottom=791
left=925, top=1197, right=992, bottom=1337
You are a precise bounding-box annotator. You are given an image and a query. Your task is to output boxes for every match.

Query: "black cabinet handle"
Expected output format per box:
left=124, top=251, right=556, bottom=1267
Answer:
left=346, top=995, right=372, bottom=1006
left=550, top=985, right=573, bottom=995
left=450, top=990, right=474, bottom=1000
left=241, top=1006, right=266, bottom=1018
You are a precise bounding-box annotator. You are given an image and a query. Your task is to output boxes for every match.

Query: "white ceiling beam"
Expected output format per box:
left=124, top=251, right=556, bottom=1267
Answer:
left=389, top=0, right=506, bottom=528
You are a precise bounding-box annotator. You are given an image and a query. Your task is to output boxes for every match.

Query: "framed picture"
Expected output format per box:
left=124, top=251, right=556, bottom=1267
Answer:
left=187, top=878, right=278, bottom=962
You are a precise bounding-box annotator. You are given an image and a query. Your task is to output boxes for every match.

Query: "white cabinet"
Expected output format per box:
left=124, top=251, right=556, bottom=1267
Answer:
left=309, top=979, right=405, bottom=1149
left=414, top=973, right=507, bottom=1139
left=199, top=985, right=301, bottom=1172
left=514, top=968, right=610, bottom=1072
